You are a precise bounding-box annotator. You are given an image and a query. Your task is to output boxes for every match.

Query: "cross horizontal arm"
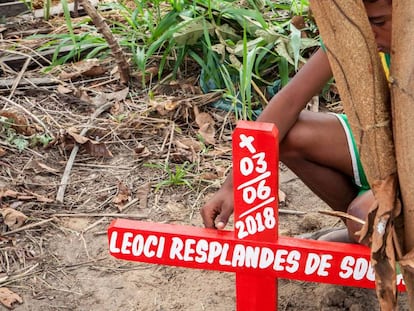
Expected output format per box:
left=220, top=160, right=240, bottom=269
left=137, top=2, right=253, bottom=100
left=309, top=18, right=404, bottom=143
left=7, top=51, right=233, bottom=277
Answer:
left=108, top=219, right=405, bottom=291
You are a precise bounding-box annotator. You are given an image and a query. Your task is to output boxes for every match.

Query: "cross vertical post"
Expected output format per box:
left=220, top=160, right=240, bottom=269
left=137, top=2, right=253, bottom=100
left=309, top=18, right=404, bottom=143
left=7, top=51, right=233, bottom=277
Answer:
left=232, top=121, right=279, bottom=311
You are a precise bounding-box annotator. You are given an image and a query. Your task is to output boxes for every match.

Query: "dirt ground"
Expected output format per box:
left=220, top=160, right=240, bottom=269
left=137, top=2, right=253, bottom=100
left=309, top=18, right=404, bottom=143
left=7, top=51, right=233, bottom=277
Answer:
left=0, top=13, right=410, bottom=311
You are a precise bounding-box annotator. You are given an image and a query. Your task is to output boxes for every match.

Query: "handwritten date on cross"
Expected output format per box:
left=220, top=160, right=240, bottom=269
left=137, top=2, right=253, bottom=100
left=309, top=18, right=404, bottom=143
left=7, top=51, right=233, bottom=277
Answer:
left=108, top=121, right=405, bottom=311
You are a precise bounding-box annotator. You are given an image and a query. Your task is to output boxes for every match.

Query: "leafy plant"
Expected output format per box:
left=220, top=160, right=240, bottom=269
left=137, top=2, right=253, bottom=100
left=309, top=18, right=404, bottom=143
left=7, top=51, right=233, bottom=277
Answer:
left=145, top=161, right=194, bottom=191
left=0, top=116, right=53, bottom=151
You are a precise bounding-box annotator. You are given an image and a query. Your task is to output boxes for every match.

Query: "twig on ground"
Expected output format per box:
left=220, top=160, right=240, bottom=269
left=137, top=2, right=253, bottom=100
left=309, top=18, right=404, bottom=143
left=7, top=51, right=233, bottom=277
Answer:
left=0, top=263, right=40, bottom=286
left=55, top=101, right=114, bottom=203
left=82, top=217, right=106, bottom=233
left=2, top=218, right=56, bottom=236
left=318, top=210, right=366, bottom=225
left=54, top=212, right=147, bottom=219
left=278, top=209, right=307, bottom=215
left=8, top=57, right=30, bottom=99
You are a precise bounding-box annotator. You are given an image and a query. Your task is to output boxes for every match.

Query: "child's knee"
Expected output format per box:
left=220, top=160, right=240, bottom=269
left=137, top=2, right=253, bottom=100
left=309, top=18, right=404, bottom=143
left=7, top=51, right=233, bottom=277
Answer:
left=280, top=113, right=312, bottom=162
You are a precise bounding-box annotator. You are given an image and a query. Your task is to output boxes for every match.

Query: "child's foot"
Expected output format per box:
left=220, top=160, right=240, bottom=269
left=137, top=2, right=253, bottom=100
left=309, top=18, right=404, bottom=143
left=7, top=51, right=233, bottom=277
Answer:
left=297, top=227, right=352, bottom=243
left=316, top=228, right=352, bottom=243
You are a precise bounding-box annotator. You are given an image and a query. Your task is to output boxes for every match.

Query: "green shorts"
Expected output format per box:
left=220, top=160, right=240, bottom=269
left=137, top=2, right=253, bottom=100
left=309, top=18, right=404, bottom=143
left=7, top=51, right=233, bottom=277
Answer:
left=334, top=114, right=370, bottom=195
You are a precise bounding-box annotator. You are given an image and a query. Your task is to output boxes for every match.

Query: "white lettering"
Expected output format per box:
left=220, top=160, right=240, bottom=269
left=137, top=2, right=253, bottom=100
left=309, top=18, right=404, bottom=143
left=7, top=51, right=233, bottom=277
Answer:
left=239, top=134, right=256, bottom=154
left=121, top=232, right=133, bottom=254
left=144, top=235, right=158, bottom=257
left=339, top=256, right=376, bottom=281
left=245, top=246, right=260, bottom=268
left=219, top=243, right=231, bottom=265
left=232, top=244, right=246, bottom=267
left=195, top=239, right=208, bottom=263
left=305, top=253, right=332, bottom=276
left=109, top=231, right=120, bottom=253
left=339, top=256, right=354, bottom=279
left=353, top=258, right=369, bottom=280
left=273, top=249, right=288, bottom=271
left=156, top=237, right=165, bottom=258
left=286, top=250, right=301, bottom=273
left=207, top=242, right=222, bottom=263
left=131, top=234, right=144, bottom=256
left=183, top=239, right=196, bottom=261
left=170, top=237, right=184, bottom=260
left=259, top=248, right=274, bottom=269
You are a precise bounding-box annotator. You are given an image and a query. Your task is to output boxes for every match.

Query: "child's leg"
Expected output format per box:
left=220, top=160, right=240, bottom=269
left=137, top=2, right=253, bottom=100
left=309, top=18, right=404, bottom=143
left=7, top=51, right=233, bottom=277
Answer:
left=346, top=190, right=374, bottom=243
left=280, top=110, right=359, bottom=212
left=317, top=191, right=374, bottom=244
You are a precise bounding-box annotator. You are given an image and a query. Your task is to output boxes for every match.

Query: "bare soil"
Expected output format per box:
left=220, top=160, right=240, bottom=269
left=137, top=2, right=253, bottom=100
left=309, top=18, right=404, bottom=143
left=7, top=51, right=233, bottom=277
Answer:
left=0, top=13, right=409, bottom=311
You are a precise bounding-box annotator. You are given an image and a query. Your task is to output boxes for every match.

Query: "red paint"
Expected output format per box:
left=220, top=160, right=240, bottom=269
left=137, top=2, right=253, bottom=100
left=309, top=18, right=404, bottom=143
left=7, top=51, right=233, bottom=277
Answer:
left=108, top=121, right=406, bottom=311
left=232, top=121, right=279, bottom=310
left=108, top=219, right=406, bottom=291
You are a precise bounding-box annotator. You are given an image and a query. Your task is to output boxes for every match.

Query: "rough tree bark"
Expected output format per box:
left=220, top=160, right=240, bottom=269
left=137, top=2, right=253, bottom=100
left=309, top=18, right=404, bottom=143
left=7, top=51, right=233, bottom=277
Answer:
left=390, top=0, right=414, bottom=309
left=310, top=1, right=404, bottom=310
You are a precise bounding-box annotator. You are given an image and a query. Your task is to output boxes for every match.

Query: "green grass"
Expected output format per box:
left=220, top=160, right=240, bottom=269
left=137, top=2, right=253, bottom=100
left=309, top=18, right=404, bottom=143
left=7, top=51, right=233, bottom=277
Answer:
left=29, top=0, right=319, bottom=118
left=145, top=162, right=194, bottom=192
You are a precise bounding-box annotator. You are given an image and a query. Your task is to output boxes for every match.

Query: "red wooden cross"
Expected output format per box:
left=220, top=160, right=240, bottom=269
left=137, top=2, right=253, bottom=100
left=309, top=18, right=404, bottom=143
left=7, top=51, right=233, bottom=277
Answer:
left=108, top=121, right=406, bottom=310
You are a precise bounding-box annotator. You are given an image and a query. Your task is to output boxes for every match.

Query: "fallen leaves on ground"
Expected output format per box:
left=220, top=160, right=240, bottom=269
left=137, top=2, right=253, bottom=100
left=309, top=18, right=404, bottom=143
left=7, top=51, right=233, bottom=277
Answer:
left=0, top=287, right=23, bottom=309
left=112, top=181, right=131, bottom=211
left=0, top=207, right=28, bottom=230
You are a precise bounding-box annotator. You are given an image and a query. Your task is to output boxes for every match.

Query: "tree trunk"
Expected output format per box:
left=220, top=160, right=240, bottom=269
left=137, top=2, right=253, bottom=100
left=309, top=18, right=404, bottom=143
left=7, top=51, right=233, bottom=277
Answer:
left=390, top=0, right=414, bottom=308
left=310, top=1, right=402, bottom=310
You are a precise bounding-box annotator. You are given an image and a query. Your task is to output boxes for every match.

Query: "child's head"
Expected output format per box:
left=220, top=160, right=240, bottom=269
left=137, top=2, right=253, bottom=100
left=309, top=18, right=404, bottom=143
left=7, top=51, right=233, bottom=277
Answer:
left=363, top=0, right=392, bottom=53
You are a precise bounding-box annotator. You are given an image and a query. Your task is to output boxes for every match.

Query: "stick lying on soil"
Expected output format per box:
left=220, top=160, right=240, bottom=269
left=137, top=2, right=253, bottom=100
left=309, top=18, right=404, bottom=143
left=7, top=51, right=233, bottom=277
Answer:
left=55, top=102, right=114, bottom=203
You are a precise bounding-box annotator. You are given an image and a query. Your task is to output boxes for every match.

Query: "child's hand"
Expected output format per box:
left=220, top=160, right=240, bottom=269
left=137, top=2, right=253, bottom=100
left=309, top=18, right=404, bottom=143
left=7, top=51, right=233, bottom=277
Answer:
left=200, top=182, right=234, bottom=229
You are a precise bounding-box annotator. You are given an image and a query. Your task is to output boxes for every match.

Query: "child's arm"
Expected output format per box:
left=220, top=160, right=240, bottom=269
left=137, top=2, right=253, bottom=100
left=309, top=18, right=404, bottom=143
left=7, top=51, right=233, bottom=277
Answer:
left=200, top=48, right=333, bottom=229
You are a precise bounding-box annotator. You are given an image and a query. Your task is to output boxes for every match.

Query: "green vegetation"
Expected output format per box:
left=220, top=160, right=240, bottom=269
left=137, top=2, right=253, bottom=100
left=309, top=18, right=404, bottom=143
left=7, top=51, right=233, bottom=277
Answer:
left=30, top=0, right=319, bottom=119
left=0, top=116, right=52, bottom=151
left=145, top=161, right=195, bottom=191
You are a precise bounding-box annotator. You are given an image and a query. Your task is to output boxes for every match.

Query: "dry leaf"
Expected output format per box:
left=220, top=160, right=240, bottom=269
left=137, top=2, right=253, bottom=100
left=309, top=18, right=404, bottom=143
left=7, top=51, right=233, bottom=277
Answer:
left=0, top=287, right=23, bottom=309
left=84, top=140, right=113, bottom=158
left=110, top=102, right=123, bottom=115
left=136, top=66, right=158, bottom=83
left=0, top=148, right=6, bottom=157
left=26, top=159, right=60, bottom=174
left=112, top=182, right=131, bottom=211
left=66, top=130, right=112, bottom=158
left=0, top=189, right=19, bottom=200
left=135, top=143, right=151, bottom=158
left=0, top=188, right=53, bottom=203
left=174, top=138, right=202, bottom=152
left=0, top=110, right=36, bottom=135
left=57, top=85, right=73, bottom=94
left=193, top=106, right=215, bottom=145
left=66, top=130, right=89, bottom=144
left=193, top=106, right=215, bottom=128
left=164, top=100, right=180, bottom=111
left=149, top=95, right=186, bottom=116
left=206, top=147, right=232, bottom=157
left=137, top=183, right=150, bottom=209
left=92, top=88, right=129, bottom=107
left=198, top=172, right=218, bottom=181
left=0, top=207, right=28, bottom=230
left=59, top=59, right=106, bottom=80
left=198, top=123, right=216, bottom=145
